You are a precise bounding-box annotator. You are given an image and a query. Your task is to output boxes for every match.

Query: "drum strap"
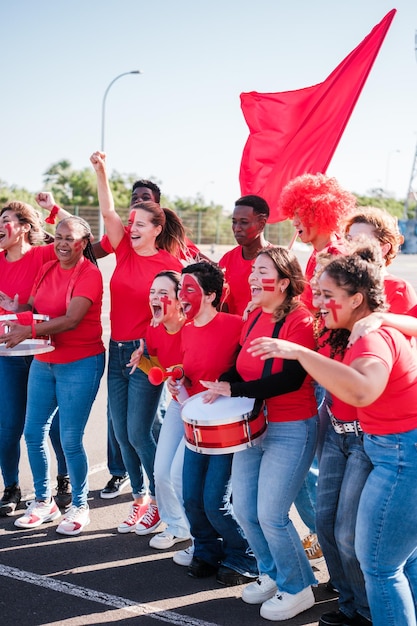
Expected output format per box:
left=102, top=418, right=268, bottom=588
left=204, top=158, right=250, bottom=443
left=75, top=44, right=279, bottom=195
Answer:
left=247, top=313, right=286, bottom=418
left=33, top=256, right=87, bottom=309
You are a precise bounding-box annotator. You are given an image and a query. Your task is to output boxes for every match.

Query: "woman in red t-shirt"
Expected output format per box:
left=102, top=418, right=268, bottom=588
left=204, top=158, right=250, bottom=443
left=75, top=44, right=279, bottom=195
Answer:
left=90, top=151, right=183, bottom=536
left=126, top=270, right=190, bottom=550
left=0, top=216, right=105, bottom=537
left=167, top=261, right=258, bottom=586
left=0, top=199, right=67, bottom=517
left=250, top=244, right=417, bottom=626
left=344, top=206, right=417, bottom=314
left=202, top=247, right=318, bottom=621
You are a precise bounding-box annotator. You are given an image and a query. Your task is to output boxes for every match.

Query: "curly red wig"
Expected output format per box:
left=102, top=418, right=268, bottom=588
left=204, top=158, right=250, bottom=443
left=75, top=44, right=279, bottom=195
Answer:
left=278, top=173, right=356, bottom=233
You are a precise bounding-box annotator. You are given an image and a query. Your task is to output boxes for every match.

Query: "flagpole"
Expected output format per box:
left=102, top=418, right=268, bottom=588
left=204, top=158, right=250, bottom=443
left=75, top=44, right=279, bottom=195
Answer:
left=287, top=229, right=298, bottom=250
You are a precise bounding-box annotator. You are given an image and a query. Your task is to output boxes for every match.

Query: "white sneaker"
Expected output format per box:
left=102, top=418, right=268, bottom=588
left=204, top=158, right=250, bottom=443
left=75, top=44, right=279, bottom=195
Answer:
left=15, top=498, right=61, bottom=529
left=173, top=544, right=194, bottom=566
left=260, top=586, right=315, bottom=621
left=149, top=530, right=190, bottom=550
left=56, top=505, right=90, bottom=536
left=242, top=574, right=278, bottom=604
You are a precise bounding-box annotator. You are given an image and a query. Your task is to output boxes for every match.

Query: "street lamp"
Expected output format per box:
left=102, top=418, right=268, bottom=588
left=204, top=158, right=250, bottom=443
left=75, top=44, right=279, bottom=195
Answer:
left=99, top=70, right=142, bottom=237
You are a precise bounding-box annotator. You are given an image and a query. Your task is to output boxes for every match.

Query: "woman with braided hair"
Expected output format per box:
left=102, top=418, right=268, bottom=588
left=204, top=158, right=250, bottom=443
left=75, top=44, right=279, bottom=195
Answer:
left=0, top=215, right=105, bottom=536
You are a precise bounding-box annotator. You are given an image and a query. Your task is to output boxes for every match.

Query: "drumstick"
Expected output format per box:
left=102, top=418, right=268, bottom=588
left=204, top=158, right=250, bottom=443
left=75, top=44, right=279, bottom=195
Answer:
left=287, top=228, right=298, bottom=250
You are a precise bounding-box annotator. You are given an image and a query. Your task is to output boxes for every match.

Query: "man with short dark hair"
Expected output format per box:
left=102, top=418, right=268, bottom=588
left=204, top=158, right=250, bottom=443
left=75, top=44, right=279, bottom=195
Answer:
left=219, top=195, right=271, bottom=316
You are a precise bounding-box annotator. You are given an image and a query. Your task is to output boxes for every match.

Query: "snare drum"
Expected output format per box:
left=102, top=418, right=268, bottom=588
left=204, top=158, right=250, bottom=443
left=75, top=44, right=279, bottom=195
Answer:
left=181, top=392, right=267, bottom=455
left=0, top=314, right=55, bottom=357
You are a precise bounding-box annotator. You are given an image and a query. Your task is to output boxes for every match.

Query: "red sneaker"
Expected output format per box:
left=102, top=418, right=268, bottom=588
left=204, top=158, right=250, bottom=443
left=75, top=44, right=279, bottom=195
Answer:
left=135, top=501, right=161, bottom=535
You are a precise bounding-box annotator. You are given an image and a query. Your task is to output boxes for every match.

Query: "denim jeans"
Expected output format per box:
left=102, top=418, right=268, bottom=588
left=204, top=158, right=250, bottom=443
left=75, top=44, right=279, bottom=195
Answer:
left=0, top=354, right=33, bottom=488
left=154, top=399, right=189, bottom=538
left=24, top=354, right=105, bottom=507
left=106, top=399, right=126, bottom=477
left=108, top=339, right=162, bottom=498
left=49, top=408, right=68, bottom=476
left=294, top=455, right=318, bottom=533
left=183, top=446, right=258, bottom=576
left=316, top=425, right=373, bottom=621
left=232, top=417, right=318, bottom=594
left=356, top=429, right=417, bottom=626
left=153, top=383, right=168, bottom=443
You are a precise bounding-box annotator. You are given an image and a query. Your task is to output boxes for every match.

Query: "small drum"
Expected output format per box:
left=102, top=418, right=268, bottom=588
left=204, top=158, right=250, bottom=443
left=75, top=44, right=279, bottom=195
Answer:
left=0, top=314, right=55, bottom=357
left=181, top=392, right=267, bottom=455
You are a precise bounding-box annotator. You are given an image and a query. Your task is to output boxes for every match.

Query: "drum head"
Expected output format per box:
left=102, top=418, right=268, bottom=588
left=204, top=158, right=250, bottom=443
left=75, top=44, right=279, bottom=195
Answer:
left=0, top=342, right=55, bottom=357
left=181, top=392, right=255, bottom=426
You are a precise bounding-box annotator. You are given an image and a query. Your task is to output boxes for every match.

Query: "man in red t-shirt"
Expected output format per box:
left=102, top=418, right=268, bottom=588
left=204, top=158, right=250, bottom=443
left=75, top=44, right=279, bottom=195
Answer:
left=219, top=195, right=271, bottom=316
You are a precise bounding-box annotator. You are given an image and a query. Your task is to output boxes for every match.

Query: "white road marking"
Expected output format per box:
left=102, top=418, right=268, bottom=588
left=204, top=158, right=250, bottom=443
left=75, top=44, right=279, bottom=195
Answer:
left=0, top=563, right=220, bottom=626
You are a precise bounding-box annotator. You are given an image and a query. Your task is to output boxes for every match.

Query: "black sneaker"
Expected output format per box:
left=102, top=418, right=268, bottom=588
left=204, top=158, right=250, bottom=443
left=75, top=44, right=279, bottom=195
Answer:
left=216, top=565, right=257, bottom=586
left=100, top=475, right=130, bottom=499
left=319, top=610, right=356, bottom=625
left=55, top=475, right=72, bottom=509
left=0, top=483, right=21, bottom=516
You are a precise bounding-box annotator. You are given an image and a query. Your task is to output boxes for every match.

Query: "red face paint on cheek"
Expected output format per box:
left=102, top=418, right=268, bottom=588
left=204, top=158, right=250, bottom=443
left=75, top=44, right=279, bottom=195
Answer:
left=74, top=241, right=83, bottom=253
left=160, top=295, right=172, bottom=316
left=5, top=224, right=12, bottom=237
left=326, top=299, right=342, bottom=322
left=261, top=278, right=275, bottom=292
left=127, top=210, right=136, bottom=234
left=179, top=275, right=203, bottom=320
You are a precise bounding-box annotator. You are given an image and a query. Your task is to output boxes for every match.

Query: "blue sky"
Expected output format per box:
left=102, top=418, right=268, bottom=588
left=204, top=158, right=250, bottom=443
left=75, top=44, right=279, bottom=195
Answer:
left=1, top=1, right=416, bottom=214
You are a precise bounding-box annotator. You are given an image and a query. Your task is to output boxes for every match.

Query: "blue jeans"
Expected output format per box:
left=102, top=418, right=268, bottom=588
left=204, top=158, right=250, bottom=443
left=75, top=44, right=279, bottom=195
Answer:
left=106, top=399, right=126, bottom=477
left=316, top=425, right=372, bottom=621
left=24, top=354, right=105, bottom=507
left=356, top=429, right=417, bottom=626
left=294, top=455, right=318, bottom=533
left=232, top=417, right=318, bottom=594
left=49, top=409, right=68, bottom=476
left=153, top=382, right=168, bottom=443
left=0, top=355, right=32, bottom=488
left=154, top=399, right=189, bottom=538
left=183, top=446, right=258, bottom=576
left=108, top=339, right=162, bottom=498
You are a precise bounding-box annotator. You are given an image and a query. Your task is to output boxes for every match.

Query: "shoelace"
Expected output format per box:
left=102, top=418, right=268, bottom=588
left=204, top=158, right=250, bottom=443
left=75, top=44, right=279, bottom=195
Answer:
left=125, top=504, right=141, bottom=524
left=26, top=500, right=40, bottom=514
left=63, top=506, right=86, bottom=522
left=140, top=503, right=157, bottom=525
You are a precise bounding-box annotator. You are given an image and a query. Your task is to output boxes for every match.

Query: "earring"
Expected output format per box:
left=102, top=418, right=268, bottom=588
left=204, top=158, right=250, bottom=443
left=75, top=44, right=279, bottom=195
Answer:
left=281, top=287, right=285, bottom=293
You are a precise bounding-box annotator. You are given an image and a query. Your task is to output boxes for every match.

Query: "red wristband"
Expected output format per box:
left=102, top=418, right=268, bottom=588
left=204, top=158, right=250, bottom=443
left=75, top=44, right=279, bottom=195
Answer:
left=45, top=205, right=60, bottom=224
left=31, top=320, right=37, bottom=339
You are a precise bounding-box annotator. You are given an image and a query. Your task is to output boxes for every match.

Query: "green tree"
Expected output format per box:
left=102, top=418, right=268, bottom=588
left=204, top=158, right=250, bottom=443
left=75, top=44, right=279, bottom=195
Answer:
left=0, top=180, right=36, bottom=206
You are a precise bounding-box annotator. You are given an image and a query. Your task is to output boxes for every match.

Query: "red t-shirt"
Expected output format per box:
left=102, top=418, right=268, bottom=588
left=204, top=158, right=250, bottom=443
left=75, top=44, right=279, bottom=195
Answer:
left=146, top=322, right=184, bottom=370
left=325, top=275, right=417, bottom=423
left=31, top=259, right=105, bottom=364
left=100, top=232, right=201, bottom=262
left=181, top=312, right=242, bottom=397
left=110, top=233, right=182, bottom=341
left=0, top=244, right=56, bottom=313
left=384, top=273, right=417, bottom=314
left=343, top=327, right=417, bottom=435
left=237, top=308, right=317, bottom=421
left=219, top=244, right=271, bottom=316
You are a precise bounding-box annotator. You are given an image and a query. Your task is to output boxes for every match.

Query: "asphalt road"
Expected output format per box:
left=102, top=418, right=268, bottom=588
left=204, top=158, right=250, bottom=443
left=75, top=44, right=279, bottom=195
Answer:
left=0, top=245, right=415, bottom=626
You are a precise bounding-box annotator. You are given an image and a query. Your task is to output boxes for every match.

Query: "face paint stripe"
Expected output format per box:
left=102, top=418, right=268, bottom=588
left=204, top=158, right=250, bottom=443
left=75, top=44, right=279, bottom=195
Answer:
left=326, top=298, right=342, bottom=322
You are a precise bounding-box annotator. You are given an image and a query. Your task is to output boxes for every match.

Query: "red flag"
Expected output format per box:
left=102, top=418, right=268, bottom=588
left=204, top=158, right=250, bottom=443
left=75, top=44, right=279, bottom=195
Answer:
left=239, top=9, right=397, bottom=222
